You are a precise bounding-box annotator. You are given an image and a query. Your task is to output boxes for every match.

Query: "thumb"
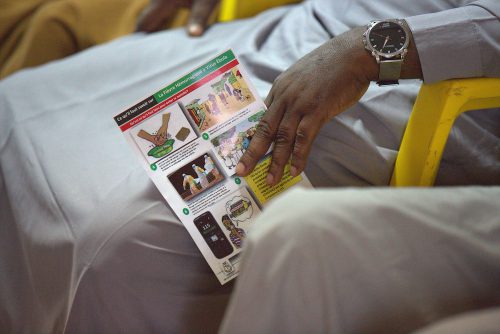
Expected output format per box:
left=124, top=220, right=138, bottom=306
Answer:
left=136, top=1, right=176, bottom=33
left=187, top=0, right=219, bottom=36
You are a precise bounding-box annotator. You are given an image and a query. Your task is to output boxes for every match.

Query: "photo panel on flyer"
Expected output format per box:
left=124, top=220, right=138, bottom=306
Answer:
left=210, top=109, right=265, bottom=175
left=193, top=211, right=234, bottom=260
left=193, top=186, right=261, bottom=278
left=215, top=186, right=260, bottom=238
left=130, top=103, right=197, bottom=164
left=167, top=152, right=225, bottom=202
left=179, top=66, right=256, bottom=133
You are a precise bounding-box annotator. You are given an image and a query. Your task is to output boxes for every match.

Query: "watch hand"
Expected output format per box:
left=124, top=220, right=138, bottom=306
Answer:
left=371, top=32, right=386, bottom=38
left=382, top=36, right=390, bottom=49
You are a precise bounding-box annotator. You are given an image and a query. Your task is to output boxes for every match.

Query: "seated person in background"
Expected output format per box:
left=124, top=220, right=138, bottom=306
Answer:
left=0, top=0, right=218, bottom=79
left=0, top=0, right=498, bottom=333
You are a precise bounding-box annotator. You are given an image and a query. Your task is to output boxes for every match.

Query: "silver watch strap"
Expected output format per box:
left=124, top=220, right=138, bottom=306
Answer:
left=378, top=59, right=403, bottom=85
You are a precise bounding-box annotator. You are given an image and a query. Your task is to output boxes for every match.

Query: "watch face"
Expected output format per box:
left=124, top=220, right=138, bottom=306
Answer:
left=368, top=21, right=407, bottom=55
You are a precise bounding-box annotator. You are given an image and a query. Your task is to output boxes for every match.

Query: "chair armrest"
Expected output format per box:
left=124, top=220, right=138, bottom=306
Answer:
left=390, top=77, right=500, bottom=186
left=219, top=0, right=301, bottom=21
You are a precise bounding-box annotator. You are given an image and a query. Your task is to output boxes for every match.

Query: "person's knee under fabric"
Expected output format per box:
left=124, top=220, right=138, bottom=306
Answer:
left=0, top=0, right=149, bottom=79
left=0, top=0, right=80, bottom=78
left=413, top=307, right=500, bottom=334
left=225, top=187, right=500, bottom=333
left=66, top=211, right=232, bottom=333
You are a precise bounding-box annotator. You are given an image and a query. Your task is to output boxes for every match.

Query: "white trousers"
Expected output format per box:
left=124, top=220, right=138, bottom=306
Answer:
left=220, top=187, right=500, bottom=334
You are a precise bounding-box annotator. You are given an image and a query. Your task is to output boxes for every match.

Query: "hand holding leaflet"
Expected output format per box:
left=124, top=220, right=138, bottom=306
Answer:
left=113, top=50, right=312, bottom=284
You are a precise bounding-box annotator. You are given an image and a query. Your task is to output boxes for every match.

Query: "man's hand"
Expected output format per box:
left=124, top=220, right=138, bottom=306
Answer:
left=137, top=0, right=219, bottom=36
left=235, top=27, right=377, bottom=185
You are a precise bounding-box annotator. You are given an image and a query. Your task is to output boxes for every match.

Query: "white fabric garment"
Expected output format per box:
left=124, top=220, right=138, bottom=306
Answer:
left=220, top=187, right=500, bottom=333
left=415, top=307, right=500, bottom=334
left=0, top=0, right=498, bottom=333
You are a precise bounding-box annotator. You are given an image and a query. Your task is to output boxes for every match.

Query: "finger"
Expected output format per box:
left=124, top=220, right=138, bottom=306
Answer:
left=289, top=115, right=322, bottom=177
left=266, top=112, right=300, bottom=186
left=264, top=86, right=275, bottom=107
left=187, top=0, right=218, bottom=36
left=236, top=102, right=285, bottom=176
left=136, top=2, right=176, bottom=32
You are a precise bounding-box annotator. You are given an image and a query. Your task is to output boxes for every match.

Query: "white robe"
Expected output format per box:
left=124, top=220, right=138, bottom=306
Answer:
left=220, top=187, right=500, bottom=333
left=0, top=0, right=498, bottom=332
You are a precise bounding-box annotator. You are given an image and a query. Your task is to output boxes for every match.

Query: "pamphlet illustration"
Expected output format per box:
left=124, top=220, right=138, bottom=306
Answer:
left=180, top=67, right=255, bottom=132
left=168, top=153, right=225, bottom=201
left=222, top=214, right=246, bottom=249
left=194, top=211, right=234, bottom=259
left=113, top=50, right=312, bottom=284
left=225, top=194, right=253, bottom=224
left=211, top=110, right=264, bottom=174
left=131, top=103, right=196, bottom=164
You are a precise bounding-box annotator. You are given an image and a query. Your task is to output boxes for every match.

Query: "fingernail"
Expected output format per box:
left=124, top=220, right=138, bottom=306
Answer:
left=290, top=166, right=298, bottom=177
left=266, top=173, right=274, bottom=186
left=188, top=24, right=203, bottom=36
left=235, top=162, right=245, bottom=175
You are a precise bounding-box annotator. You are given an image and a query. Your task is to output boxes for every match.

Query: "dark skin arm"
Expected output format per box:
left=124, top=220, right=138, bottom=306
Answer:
left=235, top=24, right=423, bottom=185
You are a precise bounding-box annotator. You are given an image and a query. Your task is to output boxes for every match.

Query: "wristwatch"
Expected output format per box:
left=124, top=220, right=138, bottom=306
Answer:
left=362, top=19, right=410, bottom=85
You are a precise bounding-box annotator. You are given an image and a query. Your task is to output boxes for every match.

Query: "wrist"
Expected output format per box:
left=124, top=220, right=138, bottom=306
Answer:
left=331, top=26, right=379, bottom=85
left=353, top=26, right=380, bottom=82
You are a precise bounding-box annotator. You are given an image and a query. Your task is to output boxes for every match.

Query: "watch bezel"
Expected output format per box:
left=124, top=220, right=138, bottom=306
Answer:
left=363, top=19, right=410, bottom=60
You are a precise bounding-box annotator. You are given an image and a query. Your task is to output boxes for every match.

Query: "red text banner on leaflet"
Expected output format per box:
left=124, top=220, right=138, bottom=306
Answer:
left=117, top=58, right=239, bottom=131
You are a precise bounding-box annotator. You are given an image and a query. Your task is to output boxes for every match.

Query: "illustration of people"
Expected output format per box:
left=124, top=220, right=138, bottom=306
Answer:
left=225, top=83, right=232, bottom=96
left=137, top=113, right=171, bottom=147
left=182, top=173, right=199, bottom=194
left=218, top=147, right=236, bottom=169
left=233, top=136, right=246, bottom=157
left=222, top=215, right=246, bottom=249
left=242, top=136, right=251, bottom=150
left=218, top=91, right=228, bottom=106
left=242, top=128, right=255, bottom=150
left=233, top=88, right=243, bottom=101
left=204, top=154, right=219, bottom=177
left=246, top=127, right=256, bottom=138
left=192, top=164, right=208, bottom=188
left=208, top=94, right=221, bottom=115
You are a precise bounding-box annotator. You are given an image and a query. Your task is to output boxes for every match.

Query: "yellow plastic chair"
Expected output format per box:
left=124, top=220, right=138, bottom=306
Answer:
left=168, top=0, right=300, bottom=29
left=219, top=0, right=301, bottom=21
left=390, top=78, right=500, bottom=186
